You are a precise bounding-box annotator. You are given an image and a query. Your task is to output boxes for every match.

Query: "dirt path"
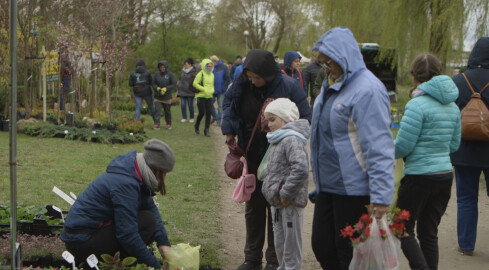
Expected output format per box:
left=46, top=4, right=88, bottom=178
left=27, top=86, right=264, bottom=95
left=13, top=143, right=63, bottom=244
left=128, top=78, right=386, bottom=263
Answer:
left=211, top=125, right=489, bottom=270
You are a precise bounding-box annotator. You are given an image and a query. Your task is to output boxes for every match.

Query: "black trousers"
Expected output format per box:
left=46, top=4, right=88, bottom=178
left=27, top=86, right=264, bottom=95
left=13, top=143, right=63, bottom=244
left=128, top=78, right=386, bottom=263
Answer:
left=195, top=97, right=212, bottom=130
left=65, top=210, right=156, bottom=267
left=244, top=180, right=278, bottom=264
left=311, top=191, right=370, bottom=270
left=396, top=174, right=452, bottom=270
left=155, top=102, right=172, bottom=126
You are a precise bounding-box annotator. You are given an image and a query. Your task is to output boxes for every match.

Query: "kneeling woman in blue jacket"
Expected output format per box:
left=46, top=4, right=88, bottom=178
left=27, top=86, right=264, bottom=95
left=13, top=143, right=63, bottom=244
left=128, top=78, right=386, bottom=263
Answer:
left=395, top=54, right=461, bottom=270
left=61, top=139, right=175, bottom=269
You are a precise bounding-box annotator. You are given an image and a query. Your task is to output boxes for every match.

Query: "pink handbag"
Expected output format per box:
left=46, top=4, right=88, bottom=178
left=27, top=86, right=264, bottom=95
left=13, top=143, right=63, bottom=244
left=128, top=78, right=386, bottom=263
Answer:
left=232, top=156, right=256, bottom=203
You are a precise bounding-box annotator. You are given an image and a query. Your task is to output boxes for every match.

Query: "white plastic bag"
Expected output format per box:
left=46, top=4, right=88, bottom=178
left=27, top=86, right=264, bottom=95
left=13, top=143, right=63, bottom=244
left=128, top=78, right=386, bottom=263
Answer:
left=349, top=217, right=401, bottom=270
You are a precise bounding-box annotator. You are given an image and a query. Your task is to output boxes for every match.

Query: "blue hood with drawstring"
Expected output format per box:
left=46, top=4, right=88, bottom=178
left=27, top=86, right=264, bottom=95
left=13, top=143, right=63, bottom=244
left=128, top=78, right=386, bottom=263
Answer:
left=310, top=27, right=395, bottom=205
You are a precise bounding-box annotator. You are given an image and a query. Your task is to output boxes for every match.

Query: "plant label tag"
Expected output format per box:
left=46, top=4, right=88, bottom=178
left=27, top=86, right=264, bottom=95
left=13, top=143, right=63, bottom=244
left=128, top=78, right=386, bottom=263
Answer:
left=86, top=254, right=99, bottom=269
left=52, top=205, right=65, bottom=223
left=53, top=186, right=75, bottom=205
left=62, top=251, right=75, bottom=264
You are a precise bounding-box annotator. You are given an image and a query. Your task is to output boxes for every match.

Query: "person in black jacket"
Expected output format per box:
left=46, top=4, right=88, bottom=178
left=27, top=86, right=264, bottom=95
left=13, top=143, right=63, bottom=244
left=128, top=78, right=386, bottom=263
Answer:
left=61, top=139, right=175, bottom=269
left=222, top=49, right=311, bottom=270
left=451, top=36, right=489, bottom=256
left=129, top=60, right=156, bottom=124
left=153, top=61, right=176, bottom=130
left=303, top=58, right=322, bottom=105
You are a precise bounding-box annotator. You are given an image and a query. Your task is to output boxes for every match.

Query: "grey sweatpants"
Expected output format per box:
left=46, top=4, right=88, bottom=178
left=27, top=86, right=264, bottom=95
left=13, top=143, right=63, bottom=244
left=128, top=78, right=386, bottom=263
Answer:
left=271, top=206, right=304, bottom=270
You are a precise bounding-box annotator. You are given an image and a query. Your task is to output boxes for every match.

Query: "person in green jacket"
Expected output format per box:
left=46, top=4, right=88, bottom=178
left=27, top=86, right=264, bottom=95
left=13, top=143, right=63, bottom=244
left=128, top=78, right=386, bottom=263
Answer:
left=395, top=53, right=461, bottom=270
left=193, top=59, right=215, bottom=137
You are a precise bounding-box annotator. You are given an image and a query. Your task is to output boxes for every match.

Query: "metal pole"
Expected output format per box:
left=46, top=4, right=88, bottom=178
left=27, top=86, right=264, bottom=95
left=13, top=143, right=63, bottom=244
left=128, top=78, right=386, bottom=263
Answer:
left=245, top=37, right=248, bottom=55
left=9, top=0, right=19, bottom=269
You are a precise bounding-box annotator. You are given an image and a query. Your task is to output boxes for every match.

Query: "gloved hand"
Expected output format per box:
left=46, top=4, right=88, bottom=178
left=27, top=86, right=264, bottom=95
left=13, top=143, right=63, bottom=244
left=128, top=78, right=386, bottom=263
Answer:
left=157, top=87, right=167, bottom=95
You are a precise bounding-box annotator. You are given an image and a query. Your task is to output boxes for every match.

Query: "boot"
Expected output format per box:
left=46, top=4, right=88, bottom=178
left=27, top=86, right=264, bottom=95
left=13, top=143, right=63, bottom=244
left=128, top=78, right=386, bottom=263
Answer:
left=194, top=124, right=200, bottom=135
left=204, top=128, right=210, bottom=137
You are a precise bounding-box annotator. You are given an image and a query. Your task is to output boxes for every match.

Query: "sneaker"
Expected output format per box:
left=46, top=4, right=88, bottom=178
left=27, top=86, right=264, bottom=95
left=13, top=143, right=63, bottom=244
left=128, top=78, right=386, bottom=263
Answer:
left=181, top=119, right=187, bottom=123
left=189, top=118, right=195, bottom=123
left=458, top=246, right=474, bottom=256
left=237, top=261, right=262, bottom=270
left=166, top=124, right=172, bottom=130
left=153, top=124, right=160, bottom=130
left=264, top=262, right=279, bottom=270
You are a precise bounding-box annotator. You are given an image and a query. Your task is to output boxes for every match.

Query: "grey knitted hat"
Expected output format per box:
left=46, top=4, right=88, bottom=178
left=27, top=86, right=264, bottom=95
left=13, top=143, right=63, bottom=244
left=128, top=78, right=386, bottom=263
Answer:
left=143, top=139, right=175, bottom=172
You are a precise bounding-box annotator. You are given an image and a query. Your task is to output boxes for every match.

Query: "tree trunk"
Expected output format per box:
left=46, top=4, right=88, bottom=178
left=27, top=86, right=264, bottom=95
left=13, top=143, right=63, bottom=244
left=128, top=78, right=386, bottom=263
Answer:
left=106, top=69, right=110, bottom=119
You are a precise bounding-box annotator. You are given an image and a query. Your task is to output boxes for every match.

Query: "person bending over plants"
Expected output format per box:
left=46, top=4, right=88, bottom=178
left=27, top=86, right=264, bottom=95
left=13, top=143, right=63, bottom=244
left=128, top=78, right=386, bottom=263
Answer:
left=61, top=139, right=175, bottom=269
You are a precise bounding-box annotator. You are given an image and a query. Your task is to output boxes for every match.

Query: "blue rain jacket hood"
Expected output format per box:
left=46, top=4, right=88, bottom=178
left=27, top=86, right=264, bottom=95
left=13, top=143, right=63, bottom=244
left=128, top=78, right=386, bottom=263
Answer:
left=310, top=27, right=395, bottom=205
left=313, top=27, right=367, bottom=92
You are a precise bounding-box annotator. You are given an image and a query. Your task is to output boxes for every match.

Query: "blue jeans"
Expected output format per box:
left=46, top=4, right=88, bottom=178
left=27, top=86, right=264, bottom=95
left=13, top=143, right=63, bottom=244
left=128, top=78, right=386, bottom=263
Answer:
left=180, top=96, right=195, bottom=119
left=455, top=166, right=489, bottom=251
left=211, top=93, right=224, bottom=123
left=134, top=95, right=155, bottom=122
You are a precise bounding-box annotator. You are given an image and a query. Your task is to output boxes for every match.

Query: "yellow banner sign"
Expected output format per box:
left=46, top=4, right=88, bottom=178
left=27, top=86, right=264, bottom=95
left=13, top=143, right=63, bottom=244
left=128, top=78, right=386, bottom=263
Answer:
left=45, top=51, right=59, bottom=75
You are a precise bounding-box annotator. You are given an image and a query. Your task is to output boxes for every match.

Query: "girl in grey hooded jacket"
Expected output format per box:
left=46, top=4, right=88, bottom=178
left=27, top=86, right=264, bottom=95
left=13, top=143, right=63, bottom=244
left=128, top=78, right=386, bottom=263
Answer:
left=261, top=98, right=310, bottom=270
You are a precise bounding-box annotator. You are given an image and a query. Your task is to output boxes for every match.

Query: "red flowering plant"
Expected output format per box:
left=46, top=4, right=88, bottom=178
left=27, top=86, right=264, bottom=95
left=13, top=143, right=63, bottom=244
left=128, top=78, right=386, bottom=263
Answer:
left=340, top=208, right=410, bottom=245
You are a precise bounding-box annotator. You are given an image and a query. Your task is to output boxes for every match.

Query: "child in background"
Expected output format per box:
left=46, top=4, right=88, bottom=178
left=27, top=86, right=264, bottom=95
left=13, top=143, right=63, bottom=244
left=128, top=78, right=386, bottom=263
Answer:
left=260, top=98, right=310, bottom=270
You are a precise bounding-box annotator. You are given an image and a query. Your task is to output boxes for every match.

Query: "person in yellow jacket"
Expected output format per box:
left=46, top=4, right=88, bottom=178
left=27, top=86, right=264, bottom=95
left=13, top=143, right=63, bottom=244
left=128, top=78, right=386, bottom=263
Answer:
left=193, top=59, right=215, bottom=137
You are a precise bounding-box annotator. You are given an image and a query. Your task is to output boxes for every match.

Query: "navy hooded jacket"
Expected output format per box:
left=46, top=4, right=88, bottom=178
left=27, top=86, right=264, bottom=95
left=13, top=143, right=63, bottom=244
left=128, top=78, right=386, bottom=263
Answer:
left=283, top=51, right=306, bottom=94
left=213, top=60, right=231, bottom=95
left=451, top=37, right=489, bottom=167
left=60, top=151, right=170, bottom=268
left=129, top=60, right=153, bottom=97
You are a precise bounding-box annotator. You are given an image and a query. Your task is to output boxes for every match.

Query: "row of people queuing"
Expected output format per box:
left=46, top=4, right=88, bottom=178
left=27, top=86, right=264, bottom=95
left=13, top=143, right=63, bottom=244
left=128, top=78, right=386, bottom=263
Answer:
left=221, top=30, right=489, bottom=270
left=60, top=27, right=488, bottom=270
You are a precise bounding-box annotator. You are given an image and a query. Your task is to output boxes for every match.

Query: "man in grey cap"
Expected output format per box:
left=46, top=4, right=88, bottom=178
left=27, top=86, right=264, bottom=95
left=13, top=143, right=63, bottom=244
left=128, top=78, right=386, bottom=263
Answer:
left=61, top=139, right=175, bottom=269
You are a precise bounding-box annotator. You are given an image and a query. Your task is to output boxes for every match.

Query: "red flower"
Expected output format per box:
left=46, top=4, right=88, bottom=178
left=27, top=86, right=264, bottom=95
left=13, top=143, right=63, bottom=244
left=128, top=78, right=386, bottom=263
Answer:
left=400, top=209, right=411, bottom=221
left=341, top=225, right=355, bottom=237
left=341, top=208, right=411, bottom=245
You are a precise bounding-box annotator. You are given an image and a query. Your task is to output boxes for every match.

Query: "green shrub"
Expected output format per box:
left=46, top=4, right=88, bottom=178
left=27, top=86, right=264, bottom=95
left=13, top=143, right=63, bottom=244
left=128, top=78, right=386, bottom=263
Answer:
left=18, top=122, right=146, bottom=144
left=117, top=120, right=145, bottom=133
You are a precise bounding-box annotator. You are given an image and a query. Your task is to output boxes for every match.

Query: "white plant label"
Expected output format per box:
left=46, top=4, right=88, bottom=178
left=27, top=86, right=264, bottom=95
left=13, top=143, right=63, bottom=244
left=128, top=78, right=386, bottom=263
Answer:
left=62, top=251, right=75, bottom=264
left=53, top=186, right=75, bottom=205
left=86, top=254, right=100, bottom=269
left=52, top=205, right=65, bottom=223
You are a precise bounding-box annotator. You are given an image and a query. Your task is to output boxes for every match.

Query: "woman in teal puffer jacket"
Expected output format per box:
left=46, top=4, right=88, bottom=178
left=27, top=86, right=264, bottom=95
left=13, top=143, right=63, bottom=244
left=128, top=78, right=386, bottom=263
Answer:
left=395, top=53, right=461, bottom=270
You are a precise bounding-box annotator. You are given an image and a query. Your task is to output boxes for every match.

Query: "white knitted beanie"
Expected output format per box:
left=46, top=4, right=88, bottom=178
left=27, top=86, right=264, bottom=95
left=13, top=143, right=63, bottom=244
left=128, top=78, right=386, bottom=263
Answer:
left=264, top=98, right=299, bottom=123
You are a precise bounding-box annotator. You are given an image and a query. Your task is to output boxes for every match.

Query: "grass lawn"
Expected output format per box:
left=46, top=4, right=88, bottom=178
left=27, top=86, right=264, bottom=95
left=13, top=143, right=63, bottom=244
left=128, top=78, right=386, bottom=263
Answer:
left=0, top=105, right=223, bottom=268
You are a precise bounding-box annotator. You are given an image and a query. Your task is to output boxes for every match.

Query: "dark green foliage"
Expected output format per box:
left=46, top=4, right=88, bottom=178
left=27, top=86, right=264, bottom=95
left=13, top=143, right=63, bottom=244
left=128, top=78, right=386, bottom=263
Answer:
left=19, top=122, right=146, bottom=144
left=100, top=251, right=143, bottom=270
left=117, top=120, right=145, bottom=133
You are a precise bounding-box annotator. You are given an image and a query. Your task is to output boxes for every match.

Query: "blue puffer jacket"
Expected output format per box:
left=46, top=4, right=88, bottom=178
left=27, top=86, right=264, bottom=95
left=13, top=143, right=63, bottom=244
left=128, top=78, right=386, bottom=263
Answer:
left=213, top=60, right=231, bottom=95
left=60, top=151, right=169, bottom=268
left=395, top=75, right=461, bottom=175
left=310, top=27, right=395, bottom=205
